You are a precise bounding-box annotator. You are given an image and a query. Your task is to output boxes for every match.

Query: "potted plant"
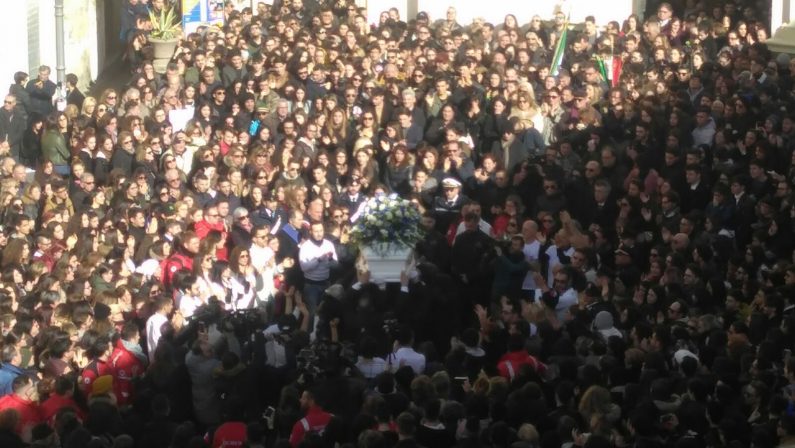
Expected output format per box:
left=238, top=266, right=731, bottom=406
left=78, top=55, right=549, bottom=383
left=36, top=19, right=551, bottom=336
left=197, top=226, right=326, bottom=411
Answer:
left=350, top=194, right=423, bottom=282
left=148, top=7, right=182, bottom=61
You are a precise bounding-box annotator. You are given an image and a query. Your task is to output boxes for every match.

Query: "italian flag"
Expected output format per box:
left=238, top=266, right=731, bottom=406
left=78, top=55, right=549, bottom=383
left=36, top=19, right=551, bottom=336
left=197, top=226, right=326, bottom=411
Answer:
left=550, top=15, right=569, bottom=77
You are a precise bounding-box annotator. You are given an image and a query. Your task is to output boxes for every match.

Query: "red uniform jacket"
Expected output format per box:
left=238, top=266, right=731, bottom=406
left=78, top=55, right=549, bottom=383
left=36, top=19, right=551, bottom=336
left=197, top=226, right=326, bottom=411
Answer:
left=78, top=359, right=111, bottom=397
left=162, top=250, right=194, bottom=290
left=109, top=340, right=147, bottom=406
left=497, top=351, right=547, bottom=380
left=40, top=393, right=85, bottom=424
left=0, top=394, right=42, bottom=437
left=211, top=421, right=247, bottom=448
left=289, top=405, right=333, bottom=447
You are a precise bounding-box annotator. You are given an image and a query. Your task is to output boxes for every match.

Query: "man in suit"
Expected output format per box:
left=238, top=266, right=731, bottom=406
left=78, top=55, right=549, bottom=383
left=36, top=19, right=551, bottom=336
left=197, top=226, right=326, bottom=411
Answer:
left=589, top=179, right=619, bottom=236
left=337, top=177, right=366, bottom=217
left=681, top=164, right=711, bottom=214
left=277, top=209, right=305, bottom=285
left=730, top=175, right=755, bottom=247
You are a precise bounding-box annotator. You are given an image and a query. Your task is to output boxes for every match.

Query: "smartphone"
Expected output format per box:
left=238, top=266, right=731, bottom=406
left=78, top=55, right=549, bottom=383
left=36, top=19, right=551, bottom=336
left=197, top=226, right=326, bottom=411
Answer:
left=263, top=406, right=275, bottom=419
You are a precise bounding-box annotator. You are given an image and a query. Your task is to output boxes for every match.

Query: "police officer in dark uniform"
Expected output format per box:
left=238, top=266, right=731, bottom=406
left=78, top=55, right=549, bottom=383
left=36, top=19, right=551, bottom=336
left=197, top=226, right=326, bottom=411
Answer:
left=432, top=177, right=469, bottom=234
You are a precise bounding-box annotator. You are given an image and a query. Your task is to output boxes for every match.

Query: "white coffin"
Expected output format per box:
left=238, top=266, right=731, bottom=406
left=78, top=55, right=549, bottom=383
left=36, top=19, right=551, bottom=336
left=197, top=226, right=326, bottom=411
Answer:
left=360, top=244, right=413, bottom=283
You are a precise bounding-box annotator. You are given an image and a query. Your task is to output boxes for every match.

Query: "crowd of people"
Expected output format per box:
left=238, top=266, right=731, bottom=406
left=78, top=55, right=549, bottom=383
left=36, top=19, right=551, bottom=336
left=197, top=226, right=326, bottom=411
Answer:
left=1, top=0, right=795, bottom=446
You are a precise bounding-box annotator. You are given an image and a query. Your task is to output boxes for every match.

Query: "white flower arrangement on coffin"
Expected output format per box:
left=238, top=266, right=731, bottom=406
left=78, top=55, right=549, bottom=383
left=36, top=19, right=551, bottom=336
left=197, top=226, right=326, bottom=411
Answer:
left=351, top=194, right=422, bottom=282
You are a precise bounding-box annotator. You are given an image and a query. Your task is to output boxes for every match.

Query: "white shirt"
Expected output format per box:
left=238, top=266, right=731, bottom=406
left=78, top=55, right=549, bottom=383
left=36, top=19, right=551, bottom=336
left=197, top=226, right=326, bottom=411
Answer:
left=145, top=312, right=169, bottom=363
left=299, top=239, right=338, bottom=282
left=178, top=294, right=203, bottom=319
left=250, top=244, right=275, bottom=273
left=521, top=240, right=542, bottom=290
left=356, top=357, right=388, bottom=379
left=555, top=288, right=579, bottom=321
left=229, top=273, right=256, bottom=310
left=389, top=346, right=426, bottom=374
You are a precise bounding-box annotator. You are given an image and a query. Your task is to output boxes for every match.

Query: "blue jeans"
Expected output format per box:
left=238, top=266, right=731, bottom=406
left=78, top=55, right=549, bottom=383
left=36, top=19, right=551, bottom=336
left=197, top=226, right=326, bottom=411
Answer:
left=302, top=281, right=328, bottom=332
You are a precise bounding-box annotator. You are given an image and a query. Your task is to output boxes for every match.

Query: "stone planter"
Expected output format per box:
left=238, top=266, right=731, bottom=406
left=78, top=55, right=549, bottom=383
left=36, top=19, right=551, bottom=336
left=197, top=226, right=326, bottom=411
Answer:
left=360, top=244, right=413, bottom=283
left=150, top=37, right=179, bottom=73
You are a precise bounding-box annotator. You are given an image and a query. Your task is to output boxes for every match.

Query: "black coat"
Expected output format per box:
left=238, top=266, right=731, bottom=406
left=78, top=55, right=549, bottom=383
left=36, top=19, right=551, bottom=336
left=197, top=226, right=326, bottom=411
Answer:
left=432, top=194, right=468, bottom=234
left=451, top=229, right=496, bottom=280
left=8, top=84, right=31, bottom=115
left=680, top=182, right=711, bottom=214
left=21, top=128, right=42, bottom=166
left=94, top=156, right=111, bottom=186
left=230, top=223, right=252, bottom=248
left=0, top=106, right=27, bottom=157
left=67, top=88, right=85, bottom=109
left=111, top=147, right=135, bottom=177
left=25, top=78, right=57, bottom=117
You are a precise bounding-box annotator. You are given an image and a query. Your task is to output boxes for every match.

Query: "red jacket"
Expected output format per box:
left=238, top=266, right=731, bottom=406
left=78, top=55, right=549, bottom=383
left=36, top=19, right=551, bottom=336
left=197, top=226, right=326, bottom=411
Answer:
left=40, top=393, right=85, bottom=424
left=194, top=220, right=229, bottom=260
left=78, top=359, right=111, bottom=397
left=211, top=421, right=247, bottom=448
left=289, top=405, right=333, bottom=447
left=162, top=250, right=194, bottom=289
left=0, top=393, right=42, bottom=437
left=497, top=351, right=547, bottom=380
left=109, top=340, right=147, bottom=406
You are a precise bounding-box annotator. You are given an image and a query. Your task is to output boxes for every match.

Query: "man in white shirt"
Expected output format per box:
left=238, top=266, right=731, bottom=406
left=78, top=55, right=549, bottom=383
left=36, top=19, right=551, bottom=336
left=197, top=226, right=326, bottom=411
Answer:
left=145, top=296, right=173, bottom=363
left=250, top=224, right=275, bottom=272
left=520, top=219, right=544, bottom=292
left=545, top=230, right=575, bottom=286
left=299, top=221, right=338, bottom=329
left=388, top=327, right=425, bottom=374
left=454, top=202, right=493, bottom=240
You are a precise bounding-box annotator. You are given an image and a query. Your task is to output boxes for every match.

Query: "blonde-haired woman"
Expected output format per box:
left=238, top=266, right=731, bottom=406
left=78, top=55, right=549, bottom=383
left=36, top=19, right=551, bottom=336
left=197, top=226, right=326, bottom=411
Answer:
left=80, top=96, right=97, bottom=120
left=508, top=90, right=545, bottom=134
left=98, top=88, right=118, bottom=115
left=322, top=107, right=352, bottom=150
left=227, top=167, right=248, bottom=198
left=586, top=84, right=604, bottom=109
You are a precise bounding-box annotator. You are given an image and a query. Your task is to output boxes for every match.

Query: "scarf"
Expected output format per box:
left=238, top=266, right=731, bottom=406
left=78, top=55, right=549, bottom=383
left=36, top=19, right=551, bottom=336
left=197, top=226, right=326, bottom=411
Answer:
left=122, top=340, right=149, bottom=366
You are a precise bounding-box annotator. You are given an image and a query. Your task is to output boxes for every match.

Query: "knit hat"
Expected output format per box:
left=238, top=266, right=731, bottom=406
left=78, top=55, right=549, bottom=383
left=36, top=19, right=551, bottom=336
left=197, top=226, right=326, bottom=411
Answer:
left=594, top=311, right=614, bottom=330
left=91, top=375, right=114, bottom=396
